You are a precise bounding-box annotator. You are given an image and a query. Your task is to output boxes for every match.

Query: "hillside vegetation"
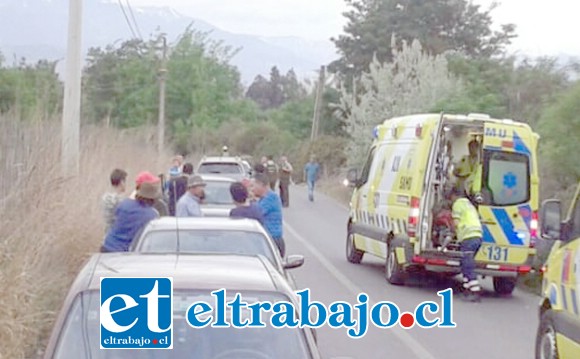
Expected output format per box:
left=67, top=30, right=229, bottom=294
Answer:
left=2, top=1, right=580, bottom=356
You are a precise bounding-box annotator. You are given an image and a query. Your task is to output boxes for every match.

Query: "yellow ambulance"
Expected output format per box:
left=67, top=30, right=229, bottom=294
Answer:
left=535, top=183, right=580, bottom=358
left=345, top=113, right=539, bottom=295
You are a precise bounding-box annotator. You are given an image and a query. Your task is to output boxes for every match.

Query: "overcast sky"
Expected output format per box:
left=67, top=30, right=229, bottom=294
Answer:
left=132, top=0, right=580, bottom=57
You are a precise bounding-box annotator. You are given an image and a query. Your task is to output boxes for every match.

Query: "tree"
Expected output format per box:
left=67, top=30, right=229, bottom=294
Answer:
left=269, top=66, right=285, bottom=108
left=331, top=0, right=516, bottom=76
left=281, top=69, right=307, bottom=103
left=0, top=58, right=62, bottom=119
left=246, top=75, right=272, bottom=110
left=434, top=55, right=573, bottom=124
left=246, top=67, right=308, bottom=109
left=83, top=27, right=249, bottom=148
left=338, top=38, right=463, bottom=165
left=537, top=81, right=580, bottom=188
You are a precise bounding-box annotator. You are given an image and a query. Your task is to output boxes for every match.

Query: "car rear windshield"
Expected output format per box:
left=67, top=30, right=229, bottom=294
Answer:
left=138, top=229, right=276, bottom=264
left=198, top=162, right=243, bottom=174
left=52, top=290, right=313, bottom=359
left=204, top=180, right=235, bottom=205
left=483, top=150, right=530, bottom=206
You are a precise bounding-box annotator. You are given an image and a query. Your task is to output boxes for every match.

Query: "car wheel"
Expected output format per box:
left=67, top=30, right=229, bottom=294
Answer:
left=346, top=229, right=364, bottom=264
left=535, top=311, right=559, bottom=359
left=385, top=243, right=405, bottom=285
left=493, top=277, right=516, bottom=295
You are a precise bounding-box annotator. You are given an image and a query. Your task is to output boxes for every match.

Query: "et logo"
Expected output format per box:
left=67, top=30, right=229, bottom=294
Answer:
left=100, top=277, right=173, bottom=349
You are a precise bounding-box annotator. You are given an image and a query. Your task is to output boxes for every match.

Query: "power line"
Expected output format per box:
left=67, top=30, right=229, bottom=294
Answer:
left=117, top=0, right=138, bottom=40
left=124, top=0, right=143, bottom=40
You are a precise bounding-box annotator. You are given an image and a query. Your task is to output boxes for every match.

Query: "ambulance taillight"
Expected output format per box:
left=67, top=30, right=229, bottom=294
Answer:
left=408, top=197, right=420, bottom=238
left=530, top=211, right=538, bottom=247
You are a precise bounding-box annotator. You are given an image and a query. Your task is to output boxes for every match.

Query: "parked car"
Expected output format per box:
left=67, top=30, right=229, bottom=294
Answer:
left=535, top=182, right=580, bottom=359
left=199, top=174, right=237, bottom=217
left=197, top=156, right=251, bottom=182
left=42, top=253, right=320, bottom=359
left=129, top=217, right=303, bottom=288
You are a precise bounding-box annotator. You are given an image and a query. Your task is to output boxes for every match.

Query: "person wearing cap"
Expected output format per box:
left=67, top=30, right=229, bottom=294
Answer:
left=222, top=145, right=230, bottom=156
left=101, top=179, right=161, bottom=252
left=130, top=171, right=169, bottom=216
left=252, top=173, right=285, bottom=257
left=176, top=175, right=206, bottom=217
left=448, top=186, right=483, bottom=302
left=229, top=182, right=264, bottom=225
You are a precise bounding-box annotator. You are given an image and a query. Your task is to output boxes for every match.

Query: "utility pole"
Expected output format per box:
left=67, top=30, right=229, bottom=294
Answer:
left=310, top=65, right=325, bottom=142
left=157, top=35, right=168, bottom=156
left=61, top=0, right=83, bottom=177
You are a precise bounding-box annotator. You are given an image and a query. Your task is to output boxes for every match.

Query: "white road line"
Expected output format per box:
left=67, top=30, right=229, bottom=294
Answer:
left=284, top=222, right=437, bottom=359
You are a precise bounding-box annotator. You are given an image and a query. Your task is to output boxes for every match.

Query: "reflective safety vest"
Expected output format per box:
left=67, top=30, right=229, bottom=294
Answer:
left=452, top=198, right=483, bottom=241
left=454, top=156, right=482, bottom=195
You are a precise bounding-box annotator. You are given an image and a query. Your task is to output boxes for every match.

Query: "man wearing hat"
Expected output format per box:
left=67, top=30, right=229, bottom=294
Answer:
left=176, top=175, right=206, bottom=217
left=130, top=171, right=169, bottom=216
left=101, top=175, right=161, bottom=252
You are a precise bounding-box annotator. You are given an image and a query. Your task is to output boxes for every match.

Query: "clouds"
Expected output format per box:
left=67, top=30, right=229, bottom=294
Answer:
left=132, top=0, right=580, bottom=56
left=133, top=0, right=349, bottom=41
left=475, top=0, right=580, bottom=56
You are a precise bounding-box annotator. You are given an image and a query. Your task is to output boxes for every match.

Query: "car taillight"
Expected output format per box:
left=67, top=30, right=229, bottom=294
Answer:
left=530, top=211, right=538, bottom=247
left=408, top=197, right=420, bottom=238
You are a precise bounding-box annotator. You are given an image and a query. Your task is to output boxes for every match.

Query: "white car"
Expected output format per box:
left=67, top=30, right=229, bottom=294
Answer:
left=130, top=217, right=303, bottom=288
left=197, top=156, right=251, bottom=182
left=199, top=174, right=237, bottom=217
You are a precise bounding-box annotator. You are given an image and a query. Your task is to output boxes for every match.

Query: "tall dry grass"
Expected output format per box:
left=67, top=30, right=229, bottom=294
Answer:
left=0, top=115, right=173, bottom=358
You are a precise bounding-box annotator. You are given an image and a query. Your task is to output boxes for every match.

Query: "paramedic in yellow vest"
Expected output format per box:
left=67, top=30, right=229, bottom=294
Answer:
left=449, top=187, right=483, bottom=302
left=453, top=139, right=483, bottom=203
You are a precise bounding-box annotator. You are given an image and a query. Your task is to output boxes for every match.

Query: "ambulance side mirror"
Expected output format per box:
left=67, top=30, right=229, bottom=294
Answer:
left=345, top=168, right=359, bottom=187
left=540, top=199, right=561, bottom=240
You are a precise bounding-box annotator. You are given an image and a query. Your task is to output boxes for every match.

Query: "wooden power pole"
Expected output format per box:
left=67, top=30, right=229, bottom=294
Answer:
left=310, top=65, right=325, bottom=142
left=157, top=35, right=168, bottom=156
left=61, top=0, right=83, bottom=177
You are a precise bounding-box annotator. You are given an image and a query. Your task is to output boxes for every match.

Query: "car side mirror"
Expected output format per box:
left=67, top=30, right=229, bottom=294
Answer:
left=540, top=199, right=562, bottom=240
left=283, top=254, right=304, bottom=269
left=345, top=168, right=359, bottom=188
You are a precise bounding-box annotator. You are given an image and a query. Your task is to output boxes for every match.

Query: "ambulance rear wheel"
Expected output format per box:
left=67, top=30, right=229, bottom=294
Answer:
left=385, top=244, right=405, bottom=285
left=346, top=230, right=364, bottom=264
left=493, top=277, right=516, bottom=295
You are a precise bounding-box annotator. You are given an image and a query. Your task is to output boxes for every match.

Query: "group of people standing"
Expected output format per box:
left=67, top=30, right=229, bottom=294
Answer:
left=253, top=154, right=321, bottom=206
left=99, top=154, right=292, bottom=258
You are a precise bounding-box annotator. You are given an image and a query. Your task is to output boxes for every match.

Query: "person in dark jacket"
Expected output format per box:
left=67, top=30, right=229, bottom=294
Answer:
left=167, top=163, right=194, bottom=216
left=229, top=182, right=264, bottom=225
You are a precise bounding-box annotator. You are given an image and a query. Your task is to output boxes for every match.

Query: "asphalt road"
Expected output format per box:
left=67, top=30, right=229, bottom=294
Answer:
left=282, top=184, right=540, bottom=359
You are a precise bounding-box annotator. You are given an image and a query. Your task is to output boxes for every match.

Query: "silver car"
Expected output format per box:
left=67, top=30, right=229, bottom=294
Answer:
left=199, top=174, right=237, bottom=217
left=42, top=253, right=321, bottom=359
left=197, top=156, right=251, bottom=182
left=130, top=217, right=303, bottom=288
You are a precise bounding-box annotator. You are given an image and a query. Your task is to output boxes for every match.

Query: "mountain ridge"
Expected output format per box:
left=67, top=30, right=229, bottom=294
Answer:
left=0, top=0, right=339, bottom=85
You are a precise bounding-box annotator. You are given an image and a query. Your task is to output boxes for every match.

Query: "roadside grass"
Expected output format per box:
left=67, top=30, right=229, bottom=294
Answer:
left=0, top=116, right=172, bottom=358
